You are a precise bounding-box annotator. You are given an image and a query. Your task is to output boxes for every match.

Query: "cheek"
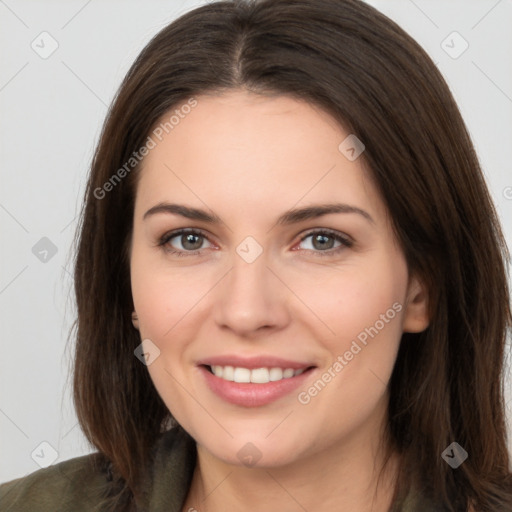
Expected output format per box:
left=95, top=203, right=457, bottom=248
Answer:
left=298, top=255, right=407, bottom=392
left=298, top=263, right=405, bottom=344
left=291, top=267, right=405, bottom=437
left=130, top=256, right=206, bottom=420
left=130, top=252, right=208, bottom=339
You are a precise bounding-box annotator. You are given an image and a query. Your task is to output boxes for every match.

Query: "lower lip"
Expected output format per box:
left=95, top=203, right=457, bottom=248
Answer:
left=199, top=365, right=315, bottom=407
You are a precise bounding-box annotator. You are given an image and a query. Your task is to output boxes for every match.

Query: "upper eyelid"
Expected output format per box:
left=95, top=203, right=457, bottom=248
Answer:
left=160, top=228, right=213, bottom=245
left=300, top=228, right=352, bottom=242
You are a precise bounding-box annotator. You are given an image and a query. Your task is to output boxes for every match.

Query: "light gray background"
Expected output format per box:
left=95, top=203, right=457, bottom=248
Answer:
left=1, top=0, right=511, bottom=482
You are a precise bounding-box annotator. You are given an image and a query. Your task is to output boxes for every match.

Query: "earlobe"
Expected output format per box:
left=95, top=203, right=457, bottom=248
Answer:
left=402, top=276, right=430, bottom=333
left=132, top=311, right=140, bottom=330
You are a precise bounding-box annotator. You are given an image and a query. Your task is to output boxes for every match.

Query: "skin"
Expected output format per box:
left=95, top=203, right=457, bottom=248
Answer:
left=130, top=89, right=429, bottom=511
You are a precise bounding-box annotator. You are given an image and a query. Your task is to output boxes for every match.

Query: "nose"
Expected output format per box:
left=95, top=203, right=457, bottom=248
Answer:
left=213, top=249, right=290, bottom=337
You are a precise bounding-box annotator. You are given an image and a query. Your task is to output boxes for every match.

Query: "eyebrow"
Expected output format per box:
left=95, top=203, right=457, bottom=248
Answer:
left=143, top=202, right=374, bottom=225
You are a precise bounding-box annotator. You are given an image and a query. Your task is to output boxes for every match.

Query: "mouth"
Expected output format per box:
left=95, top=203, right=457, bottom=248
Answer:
left=197, top=359, right=317, bottom=407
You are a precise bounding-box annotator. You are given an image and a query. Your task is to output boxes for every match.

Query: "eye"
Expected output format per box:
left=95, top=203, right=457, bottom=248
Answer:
left=296, top=229, right=353, bottom=257
left=157, top=228, right=353, bottom=258
left=158, top=229, right=212, bottom=256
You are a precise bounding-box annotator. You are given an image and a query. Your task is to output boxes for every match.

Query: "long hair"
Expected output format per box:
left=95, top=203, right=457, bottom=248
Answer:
left=71, top=0, right=512, bottom=510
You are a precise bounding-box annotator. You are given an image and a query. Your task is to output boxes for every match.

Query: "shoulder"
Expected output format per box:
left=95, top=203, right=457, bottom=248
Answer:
left=0, top=452, right=109, bottom=512
left=0, top=427, right=197, bottom=512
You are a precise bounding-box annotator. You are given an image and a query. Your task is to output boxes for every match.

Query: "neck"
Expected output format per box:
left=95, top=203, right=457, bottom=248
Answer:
left=182, top=408, right=400, bottom=512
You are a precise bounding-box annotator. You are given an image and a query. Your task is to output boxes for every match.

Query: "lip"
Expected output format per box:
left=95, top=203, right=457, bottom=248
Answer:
left=197, top=356, right=316, bottom=407
left=197, top=355, right=313, bottom=370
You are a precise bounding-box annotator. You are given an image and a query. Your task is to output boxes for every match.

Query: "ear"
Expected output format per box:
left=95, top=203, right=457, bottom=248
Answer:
left=402, top=275, right=429, bottom=333
left=131, top=311, right=140, bottom=330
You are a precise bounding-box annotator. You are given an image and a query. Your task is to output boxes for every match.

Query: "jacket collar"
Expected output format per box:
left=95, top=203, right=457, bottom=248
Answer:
left=141, top=426, right=197, bottom=512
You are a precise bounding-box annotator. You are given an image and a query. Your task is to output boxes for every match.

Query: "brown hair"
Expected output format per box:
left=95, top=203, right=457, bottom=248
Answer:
left=71, top=0, right=512, bottom=510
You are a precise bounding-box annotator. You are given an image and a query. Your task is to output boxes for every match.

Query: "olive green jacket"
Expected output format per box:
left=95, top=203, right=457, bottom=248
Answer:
left=0, top=426, right=440, bottom=511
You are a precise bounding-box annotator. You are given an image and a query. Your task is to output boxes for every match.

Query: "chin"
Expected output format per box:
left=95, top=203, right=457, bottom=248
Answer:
left=196, top=433, right=306, bottom=469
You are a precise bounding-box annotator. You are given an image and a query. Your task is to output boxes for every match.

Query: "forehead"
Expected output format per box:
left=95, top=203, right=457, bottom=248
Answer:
left=134, top=90, right=387, bottom=224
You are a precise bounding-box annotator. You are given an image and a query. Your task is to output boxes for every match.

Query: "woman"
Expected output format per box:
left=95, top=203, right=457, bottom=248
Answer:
left=1, top=0, right=511, bottom=510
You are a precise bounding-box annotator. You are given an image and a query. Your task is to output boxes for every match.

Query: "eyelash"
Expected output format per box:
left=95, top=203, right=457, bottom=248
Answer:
left=157, top=228, right=353, bottom=258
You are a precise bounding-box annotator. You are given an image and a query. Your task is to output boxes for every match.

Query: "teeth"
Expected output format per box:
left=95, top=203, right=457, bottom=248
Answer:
left=283, top=368, right=294, bottom=378
left=210, top=365, right=306, bottom=384
left=250, top=368, right=269, bottom=383
left=222, top=365, right=234, bottom=380
left=233, top=367, right=251, bottom=383
left=269, top=367, right=283, bottom=381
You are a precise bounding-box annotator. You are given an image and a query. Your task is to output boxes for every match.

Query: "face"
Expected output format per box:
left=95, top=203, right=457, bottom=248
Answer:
left=129, top=90, right=428, bottom=468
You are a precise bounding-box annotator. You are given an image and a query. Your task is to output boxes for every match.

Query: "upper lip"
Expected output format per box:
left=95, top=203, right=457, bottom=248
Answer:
left=197, top=355, right=316, bottom=370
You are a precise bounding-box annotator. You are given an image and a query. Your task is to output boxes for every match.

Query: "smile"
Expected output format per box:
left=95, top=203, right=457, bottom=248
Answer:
left=198, top=357, right=317, bottom=407
left=208, top=365, right=306, bottom=383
